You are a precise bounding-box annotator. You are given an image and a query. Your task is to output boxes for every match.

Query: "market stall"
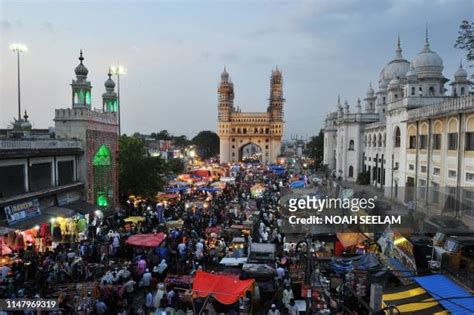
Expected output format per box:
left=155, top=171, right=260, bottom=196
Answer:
left=125, top=233, right=166, bottom=247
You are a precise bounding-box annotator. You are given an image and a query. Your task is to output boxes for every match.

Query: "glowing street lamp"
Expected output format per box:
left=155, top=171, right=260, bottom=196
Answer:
left=10, top=43, right=28, bottom=121
left=110, top=63, right=127, bottom=136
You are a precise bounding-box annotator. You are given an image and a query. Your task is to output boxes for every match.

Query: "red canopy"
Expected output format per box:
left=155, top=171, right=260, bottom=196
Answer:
left=126, top=233, right=166, bottom=248
left=192, top=270, right=255, bottom=305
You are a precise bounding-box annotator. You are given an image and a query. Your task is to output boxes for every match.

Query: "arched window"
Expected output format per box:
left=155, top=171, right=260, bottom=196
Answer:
left=349, top=140, right=354, bottom=151
left=368, top=135, right=371, bottom=147
left=373, top=135, right=376, bottom=147
left=411, top=87, right=415, bottom=96
left=243, top=128, right=247, bottom=134
left=74, top=92, right=79, bottom=104
left=461, top=87, right=465, bottom=96
left=429, top=86, right=435, bottom=96
left=93, top=144, right=112, bottom=207
left=378, top=134, right=382, bottom=147
left=348, top=165, right=354, bottom=178
left=394, top=127, right=401, bottom=147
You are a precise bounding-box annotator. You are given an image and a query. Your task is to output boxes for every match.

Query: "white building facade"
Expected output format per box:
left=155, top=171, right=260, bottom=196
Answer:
left=324, top=31, right=473, bottom=223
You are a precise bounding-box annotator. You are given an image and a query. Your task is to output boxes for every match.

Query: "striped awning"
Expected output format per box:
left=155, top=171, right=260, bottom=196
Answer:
left=382, top=283, right=448, bottom=314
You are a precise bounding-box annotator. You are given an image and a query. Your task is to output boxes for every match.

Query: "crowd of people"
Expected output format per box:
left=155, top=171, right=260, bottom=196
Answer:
left=0, top=162, right=309, bottom=314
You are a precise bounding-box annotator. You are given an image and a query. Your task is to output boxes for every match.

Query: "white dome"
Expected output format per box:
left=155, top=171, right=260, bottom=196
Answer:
left=412, top=39, right=443, bottom=78
left=379, top=38, right=410, bottom=82
left=366, top=84, right=375, bottom=95
left=406, top=63, right=418, bottom=81
left=389, top=78, right=400, bottom=89
left=454, top=62, right=468, bottom=80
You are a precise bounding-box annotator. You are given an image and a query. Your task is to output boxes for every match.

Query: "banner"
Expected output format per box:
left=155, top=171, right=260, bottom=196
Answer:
left=4, top=199, right=41, bottom=225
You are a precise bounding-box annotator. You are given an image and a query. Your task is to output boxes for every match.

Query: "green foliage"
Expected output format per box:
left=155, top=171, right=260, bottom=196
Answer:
left=119, top=135, right=166, bottom=198
left=166, top=158, right=185, bottom=174
left=152, top=130, right=172, bottom=140
left=455, top=20, right=474, bottom=64
left=192, top=130, right=220, bottom=159
left=171, top=135, right=191, bottom=149
left=356, top=171, right=370, bottom=185
left=305, top=129, right=324, bottom=167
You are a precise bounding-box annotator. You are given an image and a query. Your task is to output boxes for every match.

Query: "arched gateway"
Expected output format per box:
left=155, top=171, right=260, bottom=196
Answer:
left=217, top=67, right=285, bottom=164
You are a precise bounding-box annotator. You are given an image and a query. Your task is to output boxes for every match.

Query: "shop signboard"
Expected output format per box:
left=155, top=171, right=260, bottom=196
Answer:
left=4, top=198, right=41, bottom=225
left=289, top=262, right=305, bottom=283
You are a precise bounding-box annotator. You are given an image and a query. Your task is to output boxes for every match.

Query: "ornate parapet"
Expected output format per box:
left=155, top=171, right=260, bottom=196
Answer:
left=54, top=108, right=117, bottom=125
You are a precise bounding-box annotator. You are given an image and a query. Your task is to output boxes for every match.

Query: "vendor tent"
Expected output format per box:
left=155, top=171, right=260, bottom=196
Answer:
left=124, top=216, right=145, bottom=224
left=192, top=270, right=255, bottom=305
left=336, top=232, right=369, bottom=248
left=126, top=233, right=166, bottom=248
left=382, top=283, right=448, bottom=314
left=289, top=180, right=305, bottom=188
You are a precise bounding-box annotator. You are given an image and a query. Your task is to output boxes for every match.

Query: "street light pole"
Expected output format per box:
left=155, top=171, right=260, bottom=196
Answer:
left=110, top=63, right=126, bottom=136
left=10, top=43, right=27, bottom=121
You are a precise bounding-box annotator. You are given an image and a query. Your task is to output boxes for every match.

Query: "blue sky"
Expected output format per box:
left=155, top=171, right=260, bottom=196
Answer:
left=0, top=0, right=472, bottom=139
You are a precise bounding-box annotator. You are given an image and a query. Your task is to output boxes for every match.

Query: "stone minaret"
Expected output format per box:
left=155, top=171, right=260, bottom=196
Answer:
left=217, top=67, right=234, bottom=122
left=102, top=70, right=118, bottom=113
left=268, top=66, right=284, bottom=121
left=71, top=50, right=92, bottom=108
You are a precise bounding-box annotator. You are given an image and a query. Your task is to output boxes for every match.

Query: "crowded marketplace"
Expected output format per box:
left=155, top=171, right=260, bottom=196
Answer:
left=0, top=157, right=473, bottom=314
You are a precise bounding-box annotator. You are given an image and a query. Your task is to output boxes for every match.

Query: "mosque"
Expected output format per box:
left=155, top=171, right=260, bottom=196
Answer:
left=323, top=29, right=474, bottom=223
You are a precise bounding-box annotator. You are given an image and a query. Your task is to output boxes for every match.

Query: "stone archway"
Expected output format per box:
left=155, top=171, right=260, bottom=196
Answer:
left=238, top=142, right=263, bottom=162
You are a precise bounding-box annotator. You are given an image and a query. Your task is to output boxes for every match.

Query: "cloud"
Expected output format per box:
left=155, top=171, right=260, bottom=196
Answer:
left=247, top=25, right=279, bottom=38
left=41, top=21, right=54, bottom=33
left=247, top=55, right=273, bottom=65
left=0, top=19, right=11, bottom=30
left=220, top=52, right=240, bottom=63
left=0, top=19, right=22, bottom=30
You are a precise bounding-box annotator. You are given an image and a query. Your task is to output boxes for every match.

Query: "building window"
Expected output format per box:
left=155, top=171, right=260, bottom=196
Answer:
left=348, top=166, right=354, bottom=177
left=419, top=135, right=427, bottom=149
left=58, top=160, right=74, bottom=186
left=448, top=133, right=458, bottom=150
left=394, top=127, right=401, bottom=147
left=349, top=140, right=354, bottom=150
left=30, top=162, right=53, bottom=192
left=466, top=173, right=474, bottom=182
left=411, top=87, right=415, bottom=96
left=448, top=170, right=457, bottom=178
left=409, top=136, right=417, bottom=149
left=394, top=162, right=399, bottom=170
left=421, top=165, right=427, bottom=173
left=431, top=182, right=440, bottom=204
left=409, top=164, right=414, bottom=171
left=433, top=167, right=440, bottom=176
left=428, top=86, right=435, bottom=96
left=465, top=132, right=474, bottom=151
left=0, top=165, right=26, bottom=197
left=463, top=189, right=474, bottom=217
left=433, top=134, right=441, bottom=150
left=461, top=87, right=465, bottom=96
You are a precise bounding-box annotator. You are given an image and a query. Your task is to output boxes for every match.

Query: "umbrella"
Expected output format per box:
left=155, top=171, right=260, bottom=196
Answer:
left=126, top=233, right=166, bottom=248
left=124, top=216, right=145, bottom=224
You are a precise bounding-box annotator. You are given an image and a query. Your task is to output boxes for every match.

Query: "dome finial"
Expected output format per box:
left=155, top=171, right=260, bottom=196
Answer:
left=395, top=35, right=403, bottom=59
left=108, top=67, right=112, bottom=78
left=23, top=110, right=28, bottom=121
left=337, top=94, right=340, bottom=105
left=460, top=59, right=463, bottom=69
left=79, top=49, right=84, bottom=64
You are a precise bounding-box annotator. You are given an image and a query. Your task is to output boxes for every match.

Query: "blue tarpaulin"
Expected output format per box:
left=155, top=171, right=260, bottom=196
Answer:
left=289, top=180, right=305, bottom=188
left=198, top=187, right=221, bottom=193
left=166, top=187, right=188, bottom=193
left=414, top=274, right=474, bottom=314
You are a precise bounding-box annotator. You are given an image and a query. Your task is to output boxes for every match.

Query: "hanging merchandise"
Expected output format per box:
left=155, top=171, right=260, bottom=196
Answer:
left=77, top=217, right=87, bottom=233
left=52, top=223, right=62, bottom=243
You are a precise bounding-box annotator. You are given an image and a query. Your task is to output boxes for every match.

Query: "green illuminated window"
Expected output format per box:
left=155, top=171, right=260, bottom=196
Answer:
left=79, top=90, right=84, bottom=103
left=97, top=192, right=108, bottom=207
left=92, top=144, right=111, bottom=166
left=86, top=91, right=91, bottom=105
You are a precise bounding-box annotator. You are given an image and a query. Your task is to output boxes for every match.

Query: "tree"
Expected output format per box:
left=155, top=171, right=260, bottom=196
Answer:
left=172, top=135, right=191, bottom=149
left=118, top=135, right=166, bottom=199
left=166, top=158, right=185, bottom=174
left=455, top=20, right=474, bottom=65
left=305, top=129, right=324, bottom=168
left=192, top=130, right=220, bottom=159
left=153, top=130, right=172, bottom=140
left=357, top=171, right=370, bottom=185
